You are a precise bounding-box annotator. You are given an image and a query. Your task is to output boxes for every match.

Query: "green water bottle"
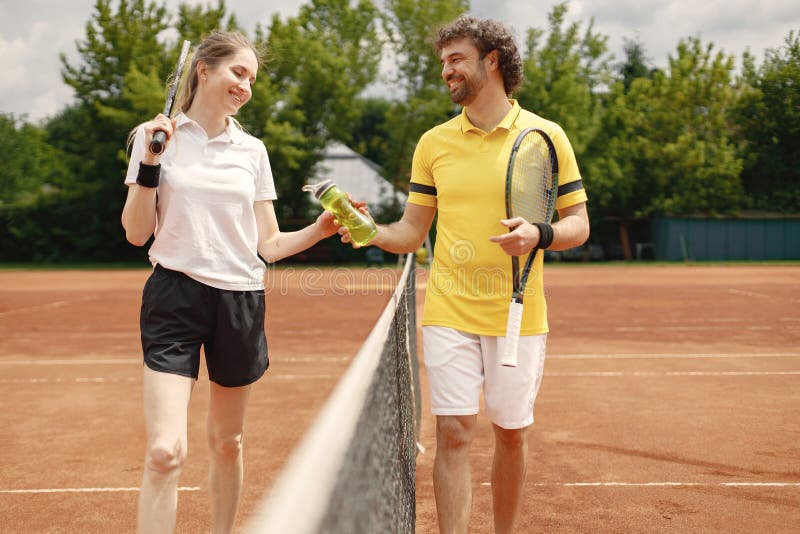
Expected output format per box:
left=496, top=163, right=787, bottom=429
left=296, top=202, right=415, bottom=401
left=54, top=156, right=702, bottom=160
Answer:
left=303, top=180, right=378, bottom=246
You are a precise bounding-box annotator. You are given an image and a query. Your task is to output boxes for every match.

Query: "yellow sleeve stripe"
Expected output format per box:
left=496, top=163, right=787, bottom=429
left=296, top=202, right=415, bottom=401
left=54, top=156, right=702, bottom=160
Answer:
left=555, top=189, right=588, bottom=210
left=408, top=182, right=437, bottom=207
left=409, top=191, right=437, bottom=207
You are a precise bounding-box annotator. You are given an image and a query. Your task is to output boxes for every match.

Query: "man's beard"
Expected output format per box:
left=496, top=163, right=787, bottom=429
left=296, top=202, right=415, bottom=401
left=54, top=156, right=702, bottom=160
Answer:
left=447, top=67, right=486, bottom=105
left=448, top=76, right=469, bottom=104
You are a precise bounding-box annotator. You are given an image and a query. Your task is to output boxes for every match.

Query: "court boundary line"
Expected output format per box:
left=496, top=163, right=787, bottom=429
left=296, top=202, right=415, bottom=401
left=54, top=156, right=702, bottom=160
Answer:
left=547, top=371, right=800, bottom=377
left=480, top=481, right=800, bottom=488
left=549, top=353, right=800, bottom=360
left=0, top=359, right=141, bottom=365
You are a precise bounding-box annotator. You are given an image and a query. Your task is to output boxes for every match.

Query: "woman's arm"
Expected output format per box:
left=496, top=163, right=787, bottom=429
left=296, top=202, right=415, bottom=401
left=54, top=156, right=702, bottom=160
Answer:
left=121, top=114, right=175, bottom=246
left=255, top=200, right=339, bottom=263
left=121, top=185, right=158, bottom=246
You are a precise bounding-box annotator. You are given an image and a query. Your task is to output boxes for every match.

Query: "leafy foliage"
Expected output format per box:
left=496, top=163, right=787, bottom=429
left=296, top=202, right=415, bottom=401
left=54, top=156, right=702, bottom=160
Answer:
left=517, top=2, right=612, bottom=157
left=250, top=0, right=382, bottom=219
left=735, top=31, right=800, bottom=211
left=60, top=0, right=170, bottom=107
left=0, top=114, right=69, bottom=206
left=376, top=0, right=469, bottom=188
left=590, top=37, right=745, bottom=219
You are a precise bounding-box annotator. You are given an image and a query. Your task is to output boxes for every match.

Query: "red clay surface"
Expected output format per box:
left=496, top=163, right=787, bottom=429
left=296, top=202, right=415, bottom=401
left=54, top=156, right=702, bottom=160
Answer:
left=1, top=264, right=799, bottom=533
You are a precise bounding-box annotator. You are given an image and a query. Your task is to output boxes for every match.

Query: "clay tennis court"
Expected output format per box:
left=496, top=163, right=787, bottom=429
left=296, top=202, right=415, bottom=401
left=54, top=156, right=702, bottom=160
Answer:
left=1, top=264, right=799, bottom=532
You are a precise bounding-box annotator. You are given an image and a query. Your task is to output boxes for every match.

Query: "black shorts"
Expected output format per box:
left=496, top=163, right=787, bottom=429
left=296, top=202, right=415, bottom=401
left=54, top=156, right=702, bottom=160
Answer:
left=140, top=265, right=269, bottom=387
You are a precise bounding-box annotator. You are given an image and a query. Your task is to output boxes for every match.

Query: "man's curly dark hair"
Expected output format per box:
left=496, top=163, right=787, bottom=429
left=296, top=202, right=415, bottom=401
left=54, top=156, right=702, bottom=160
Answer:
left=434, top=15, right=523, bottom=95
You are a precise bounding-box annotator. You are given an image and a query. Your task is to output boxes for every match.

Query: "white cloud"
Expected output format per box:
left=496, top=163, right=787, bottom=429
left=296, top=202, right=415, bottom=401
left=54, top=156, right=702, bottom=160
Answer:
left=0, top=0, right=306, bottom=121
left=31, top=87, right=73, bottom=119
left=505, top=0, right=795, bottom=70
left=0, top=18, right=76, bottom=119
left=0, top=3, right=89, bottom=121
left=0, top=36, right=30, bottom=91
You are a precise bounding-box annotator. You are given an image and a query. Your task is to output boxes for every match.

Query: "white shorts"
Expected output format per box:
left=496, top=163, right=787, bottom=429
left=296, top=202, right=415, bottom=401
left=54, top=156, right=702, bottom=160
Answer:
left=422, top=326, right=547, bottom=429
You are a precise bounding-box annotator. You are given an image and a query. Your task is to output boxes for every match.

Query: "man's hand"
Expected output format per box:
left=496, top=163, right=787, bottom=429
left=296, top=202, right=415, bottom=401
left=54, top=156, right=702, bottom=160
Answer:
left=336, top=196, right=371, bottom=248
left=488, top=217, right=541, bottom=256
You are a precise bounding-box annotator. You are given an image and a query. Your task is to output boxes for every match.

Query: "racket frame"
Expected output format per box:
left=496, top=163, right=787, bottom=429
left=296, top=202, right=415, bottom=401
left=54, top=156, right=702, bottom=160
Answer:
left=149, top=39, right=192, bottom=155
left=501, top=127, right=559, bottom=367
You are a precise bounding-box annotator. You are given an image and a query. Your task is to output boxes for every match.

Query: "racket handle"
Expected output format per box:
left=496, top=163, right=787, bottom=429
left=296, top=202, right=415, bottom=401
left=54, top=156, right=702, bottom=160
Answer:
left=502, top=301, right=524, bottom=367
left=149, top=130, right=168, bottom=155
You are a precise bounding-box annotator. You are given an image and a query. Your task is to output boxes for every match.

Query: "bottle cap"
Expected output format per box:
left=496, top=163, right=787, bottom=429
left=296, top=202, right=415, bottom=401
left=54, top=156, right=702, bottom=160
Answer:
left=302, top=179, right=336, bottom=199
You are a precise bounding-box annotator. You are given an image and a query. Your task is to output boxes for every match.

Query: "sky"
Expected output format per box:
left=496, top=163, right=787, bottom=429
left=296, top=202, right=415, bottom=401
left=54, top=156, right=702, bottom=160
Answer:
left=1, top=0, right=798, bottom=122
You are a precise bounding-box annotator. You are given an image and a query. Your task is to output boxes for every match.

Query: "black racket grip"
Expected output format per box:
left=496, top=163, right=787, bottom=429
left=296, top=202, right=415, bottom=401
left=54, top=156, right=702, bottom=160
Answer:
left=149, top=130, right=168, bottom=155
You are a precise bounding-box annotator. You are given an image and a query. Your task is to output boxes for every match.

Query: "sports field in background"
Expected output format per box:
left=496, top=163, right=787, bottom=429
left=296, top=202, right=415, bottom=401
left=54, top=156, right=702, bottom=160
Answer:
left=1, top=264, right=799, bottom=532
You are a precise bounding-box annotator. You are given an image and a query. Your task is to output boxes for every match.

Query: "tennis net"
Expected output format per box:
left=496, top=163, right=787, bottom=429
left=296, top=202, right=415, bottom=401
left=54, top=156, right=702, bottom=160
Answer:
left=244, top=253, right=421, bottom=534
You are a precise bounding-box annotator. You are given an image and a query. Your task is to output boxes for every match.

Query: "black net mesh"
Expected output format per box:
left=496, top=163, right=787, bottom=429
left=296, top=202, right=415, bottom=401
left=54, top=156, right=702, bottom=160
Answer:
left=318, top=270, right=416, bottom=533
left=245, top=255, right=421, bottom=534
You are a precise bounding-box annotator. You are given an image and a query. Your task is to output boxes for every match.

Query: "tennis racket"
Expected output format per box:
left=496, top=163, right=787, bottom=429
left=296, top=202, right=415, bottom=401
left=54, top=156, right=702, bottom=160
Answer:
left=501, top=128, right=559, bottom=367
left=149, top=39, right=191, bottom=155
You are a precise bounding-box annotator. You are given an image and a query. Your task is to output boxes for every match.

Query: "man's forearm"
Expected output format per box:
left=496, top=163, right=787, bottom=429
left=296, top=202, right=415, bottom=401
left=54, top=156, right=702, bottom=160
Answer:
left=549, top=214, right=590, bottom=251
left=372, top=220, right=427, bottom=254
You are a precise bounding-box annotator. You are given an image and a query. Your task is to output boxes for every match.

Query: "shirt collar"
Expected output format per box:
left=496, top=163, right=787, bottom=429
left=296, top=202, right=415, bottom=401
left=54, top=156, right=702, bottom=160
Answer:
left=459, top=99, right=522, bottom=134
left=175, top=112, right=245, bottom=144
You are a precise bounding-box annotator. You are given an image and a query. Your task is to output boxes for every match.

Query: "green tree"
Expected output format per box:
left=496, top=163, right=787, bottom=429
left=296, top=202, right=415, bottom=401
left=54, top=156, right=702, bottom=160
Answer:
left=175, top=0, right=237, bottom=44
left=618, top=36, right=658, bottom=92
left=43, top=0, right=174, bottom=261
left=0, top=114, right=68, bottom=206
left=593, top=37, right=744, bottom=221
left=581, top=36, right=654, bottom=254
left=95, top=65, right=164, bottom=137
left=61, top=0, right=169, bottom=107
left=517, top=2, right=612, bottom=158
left=253, top=0, right=382, bottom=220
left=735, top=30, right=800, bottom=212
left=44, top=103, right=99, bottom=195
left=648, top=38, right=744, bottom=215
left=58, top=0, right=173, bottom=185
left=586, top=37, right=745, bottom=257
left=346, top=97, right=394, bottom=166
left=378, top=0, right=469, bottom=190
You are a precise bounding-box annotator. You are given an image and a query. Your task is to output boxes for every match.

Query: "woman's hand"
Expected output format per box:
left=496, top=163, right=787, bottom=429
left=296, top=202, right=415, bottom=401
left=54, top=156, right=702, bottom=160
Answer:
left=314, top=210, right=339, bottom=238
left=141, top=114, right=176, bottom=165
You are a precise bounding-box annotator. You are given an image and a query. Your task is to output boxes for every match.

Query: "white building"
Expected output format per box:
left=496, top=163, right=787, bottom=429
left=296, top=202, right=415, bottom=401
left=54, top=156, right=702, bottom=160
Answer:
left=307, top=142, right=406, bottom=211
left=304, top=142, right=431, bottom=265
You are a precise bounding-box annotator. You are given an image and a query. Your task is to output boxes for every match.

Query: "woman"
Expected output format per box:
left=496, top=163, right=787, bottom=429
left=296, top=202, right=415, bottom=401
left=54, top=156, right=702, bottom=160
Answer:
left=122, top=31, right=337, bottom=533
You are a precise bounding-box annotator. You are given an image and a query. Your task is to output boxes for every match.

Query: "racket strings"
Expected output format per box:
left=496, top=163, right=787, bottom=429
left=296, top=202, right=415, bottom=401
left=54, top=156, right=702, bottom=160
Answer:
left=509, top=133, right=556, bottom=224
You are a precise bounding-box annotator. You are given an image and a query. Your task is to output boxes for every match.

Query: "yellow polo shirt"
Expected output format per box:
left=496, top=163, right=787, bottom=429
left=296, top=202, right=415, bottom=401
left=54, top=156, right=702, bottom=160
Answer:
left=409, top=100, right=587, bottom=336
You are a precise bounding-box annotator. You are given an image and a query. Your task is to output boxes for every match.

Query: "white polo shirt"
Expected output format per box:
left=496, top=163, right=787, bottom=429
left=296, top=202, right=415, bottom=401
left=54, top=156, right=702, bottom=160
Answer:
left=125, top=113, right=277, bottom=291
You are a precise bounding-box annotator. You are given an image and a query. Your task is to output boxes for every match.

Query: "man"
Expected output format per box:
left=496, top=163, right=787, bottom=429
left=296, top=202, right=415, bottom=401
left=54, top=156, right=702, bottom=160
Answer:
left=340, top=15, right=590, bottom=533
